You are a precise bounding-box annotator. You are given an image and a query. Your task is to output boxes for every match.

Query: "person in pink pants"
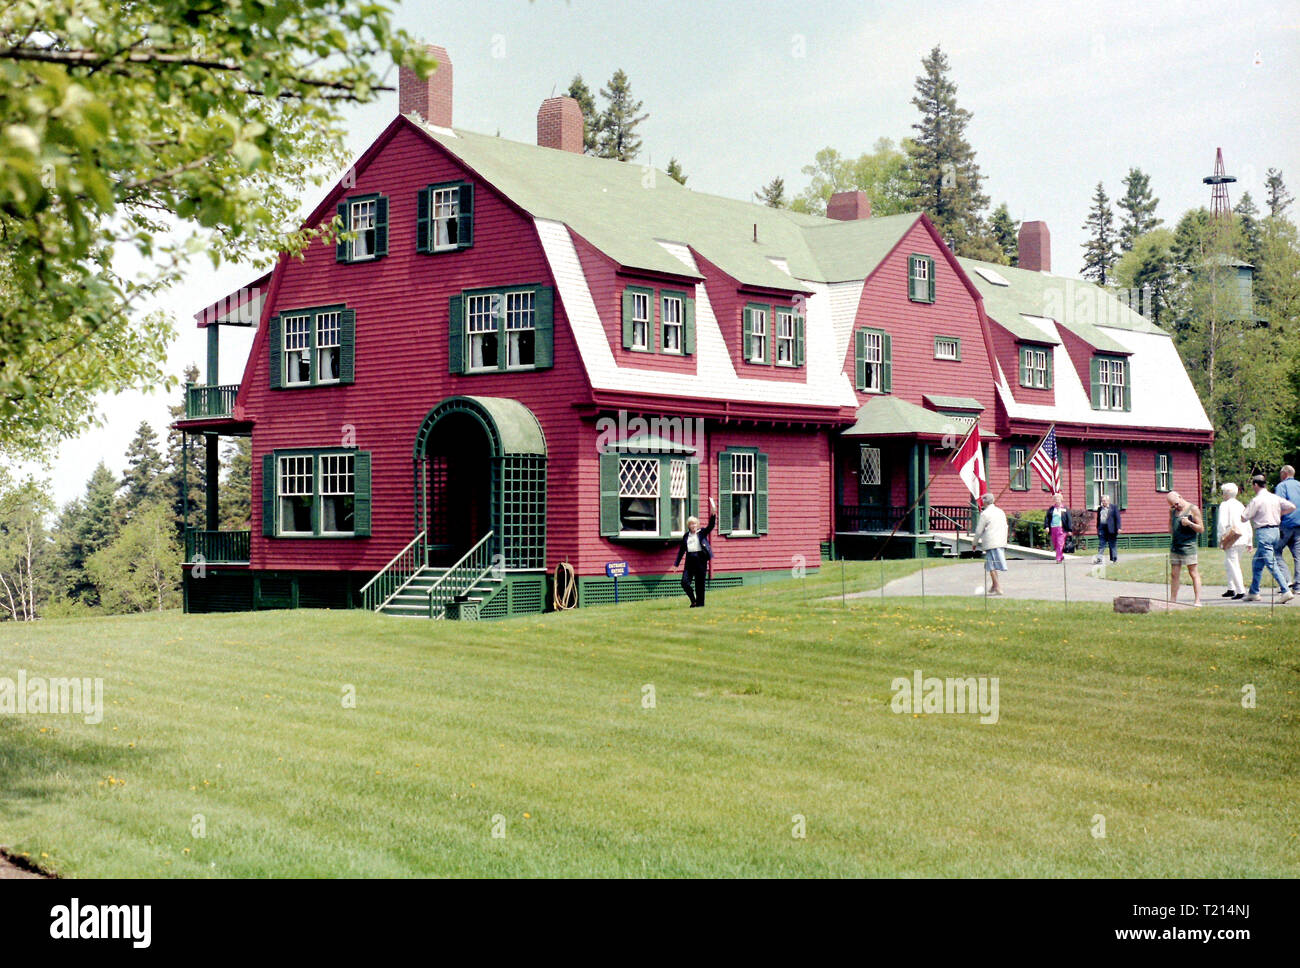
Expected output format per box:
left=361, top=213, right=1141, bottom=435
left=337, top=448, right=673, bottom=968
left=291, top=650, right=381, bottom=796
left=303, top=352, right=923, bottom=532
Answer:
left=1045, top=493, right=1072, bottom=563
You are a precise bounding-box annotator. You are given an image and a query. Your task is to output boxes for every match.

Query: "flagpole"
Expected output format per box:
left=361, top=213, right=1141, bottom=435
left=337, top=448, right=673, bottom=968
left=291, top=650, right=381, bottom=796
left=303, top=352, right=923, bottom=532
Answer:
left=992, top=423, right=1055, bottom=506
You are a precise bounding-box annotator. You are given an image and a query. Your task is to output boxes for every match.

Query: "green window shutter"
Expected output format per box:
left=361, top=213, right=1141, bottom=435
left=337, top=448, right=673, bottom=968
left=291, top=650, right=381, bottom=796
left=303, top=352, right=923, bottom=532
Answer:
left=854, top=329, right=866, bottom=390
left=373, top=196, right=389, bottom=257
left=688, top=459, right=700, bottom=516
left=658, top=292, right=668, bottom=353
left=756, top=452, right=769, bottom=535
left=1090, top=356, right=1102, bottom=409
left=599, top=451, right=620, bottom=537
left=353, top=451, right=372, bottom=536
left=268, top=313, right=282, bottom=390
left=534, top=286, right=554, bottom=369
left=1155, top=453, right=1163, bottom=491
left=456, top=183, right=474, bottom=249
left=718, top=451, right=734, bottom=535
left=1122, top=359, right=1132, bottom=411
left=494, top=291, right=509, bottom=372
left=742, top=307, right=754, bottom=362
left=448, top=294, right=465, bottom=374
left=1165, top=453, right=1173, bottom=492
left=927, top=256, right=936, bottom=302
left=1045, top=349, right=1053, bottom=388
left=1018, top=346, right=1028, bottom=386
left=339, top=308, right=356, bottom=384
left=1119, top=452, right=1128, bottom=509
left=657, top=456, right=673, bottom=539
left=1085, top=450, right=1097, bottom=510
left=683, top=296, right=696, bottom=354
left=416, top=187, right=431, bottom=253
left=881, top=332, right=893, bottom=392
left=908, top=255, right=919, bottom=300
left=261, top=453, right=276, bottom=536
left=794, top=315, right=805, bottom=366
left=335, top=203, right=349, bottom=262
left=621, top=289, right=635, bottom=349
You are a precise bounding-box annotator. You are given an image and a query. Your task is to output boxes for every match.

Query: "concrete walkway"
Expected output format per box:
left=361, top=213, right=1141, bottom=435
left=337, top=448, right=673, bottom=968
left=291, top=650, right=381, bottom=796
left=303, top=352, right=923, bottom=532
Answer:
left=849, top=553, right=1296, bottom=608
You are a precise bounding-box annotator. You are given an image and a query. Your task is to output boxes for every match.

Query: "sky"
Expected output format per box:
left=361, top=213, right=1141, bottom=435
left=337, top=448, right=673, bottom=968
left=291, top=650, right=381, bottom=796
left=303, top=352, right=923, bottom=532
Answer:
left=22, top=0, right=1300, bottom=507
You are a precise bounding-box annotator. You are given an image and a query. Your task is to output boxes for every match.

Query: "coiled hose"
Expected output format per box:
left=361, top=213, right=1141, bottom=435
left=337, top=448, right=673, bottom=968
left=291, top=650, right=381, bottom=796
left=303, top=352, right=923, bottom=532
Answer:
left=552, top=561, right=578, bottom=610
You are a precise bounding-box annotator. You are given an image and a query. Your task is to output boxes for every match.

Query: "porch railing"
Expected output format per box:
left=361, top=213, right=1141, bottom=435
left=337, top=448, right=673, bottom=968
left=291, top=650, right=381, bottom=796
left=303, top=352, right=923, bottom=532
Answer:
left=836, top=505, right=909, bottom=533
left=185, top=529, right=250, bottom=563
left=185, top=383, right=240, bottom=419
left=426, top=531, right=495, bottom=619
left=928, top=505, right=972, bottom=532
left=360, top=530, right=427, bottom=612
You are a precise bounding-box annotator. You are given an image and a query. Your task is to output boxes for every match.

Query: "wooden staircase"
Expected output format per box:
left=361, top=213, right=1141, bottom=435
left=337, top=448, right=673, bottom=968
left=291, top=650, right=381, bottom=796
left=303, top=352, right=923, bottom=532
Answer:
left=377, top=566, right=504, bottom=619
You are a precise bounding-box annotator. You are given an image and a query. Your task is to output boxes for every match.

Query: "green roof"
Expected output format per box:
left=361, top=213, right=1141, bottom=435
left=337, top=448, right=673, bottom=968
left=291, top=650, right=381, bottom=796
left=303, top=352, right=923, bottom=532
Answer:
left=842, top=396, right=967, bottom=438
left=958, top=257, right=1165, bottom=351
left=923, top=394, right=984, bottom=411
left=414, top=121, right=918, bottom=290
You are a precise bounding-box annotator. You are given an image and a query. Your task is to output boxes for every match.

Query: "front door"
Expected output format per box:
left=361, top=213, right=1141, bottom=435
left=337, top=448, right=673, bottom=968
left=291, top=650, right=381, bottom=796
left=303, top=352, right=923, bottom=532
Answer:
left=424, top=412, right=492, bottom=566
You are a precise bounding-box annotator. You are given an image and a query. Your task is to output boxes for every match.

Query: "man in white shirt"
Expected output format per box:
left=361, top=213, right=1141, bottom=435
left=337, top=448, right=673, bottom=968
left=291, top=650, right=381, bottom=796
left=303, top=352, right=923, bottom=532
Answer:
left=1242, top=474, right=1296, bottom=602
left=973, top=493, right=1008, bottom=596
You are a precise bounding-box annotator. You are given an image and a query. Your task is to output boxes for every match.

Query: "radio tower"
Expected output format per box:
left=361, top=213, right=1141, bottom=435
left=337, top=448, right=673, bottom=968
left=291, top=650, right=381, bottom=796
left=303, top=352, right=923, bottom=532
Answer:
left=1203, top=147, right=1236, bottom=219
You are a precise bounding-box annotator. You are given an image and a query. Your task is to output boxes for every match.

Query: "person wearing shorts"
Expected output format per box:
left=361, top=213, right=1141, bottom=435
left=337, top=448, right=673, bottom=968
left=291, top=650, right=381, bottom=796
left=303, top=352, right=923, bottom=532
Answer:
left=973, top=493, right=1008, bottom=596
left=1167, top=491, right=1204, bottom=606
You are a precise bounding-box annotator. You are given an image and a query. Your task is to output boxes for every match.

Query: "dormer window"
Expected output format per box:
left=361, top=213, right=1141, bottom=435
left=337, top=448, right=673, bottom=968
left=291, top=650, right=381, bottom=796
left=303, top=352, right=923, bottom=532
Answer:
left=417, top=182, right=475, bottom=253
left=908, top=254, right=935, bottom=303
left=744, top=304, right=769, bottom=363
left=1018, top=345, right=1052, bottom=389
left=1091, top=355, right=1131, bottom=411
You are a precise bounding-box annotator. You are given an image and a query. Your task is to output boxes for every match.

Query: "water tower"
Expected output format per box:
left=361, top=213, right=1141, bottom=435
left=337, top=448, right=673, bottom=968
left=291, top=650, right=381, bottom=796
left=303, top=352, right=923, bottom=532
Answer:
left=1203, top=147, right=1236, bottom=219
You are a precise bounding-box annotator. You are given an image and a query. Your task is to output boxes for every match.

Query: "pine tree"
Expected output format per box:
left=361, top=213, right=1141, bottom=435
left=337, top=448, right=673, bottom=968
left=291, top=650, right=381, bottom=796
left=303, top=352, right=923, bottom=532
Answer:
left=665, top=158, right=687, bottom=186
left=755, top=176, right=787, bottom=208
left=565, top=74, right=599, bottom=155
left=120, top=420, right=166, bottom=520
left=1234, top=192, right=1262, bottom=267
left=52, top=462, right=121, bottom=606
left=904, top=45, right=990, bottom=256
left=1265, top=168, right=1292, bottom=218
left=1117, top=167, right=1161, bottom=251
left=1080, top=182, right=1118, bottom=284
left=595, top=69, right=647, bottom=162
left=988, top=203, right=1019, bottom=266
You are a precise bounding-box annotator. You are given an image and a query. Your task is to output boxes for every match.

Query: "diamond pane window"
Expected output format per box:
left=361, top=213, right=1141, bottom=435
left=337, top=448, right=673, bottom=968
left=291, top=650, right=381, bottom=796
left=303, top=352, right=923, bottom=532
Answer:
left=619, top=457, right=660, bottom=535
left=670, top=458, right=689, bottom=535
left=860, top=446, right=882, bottom=486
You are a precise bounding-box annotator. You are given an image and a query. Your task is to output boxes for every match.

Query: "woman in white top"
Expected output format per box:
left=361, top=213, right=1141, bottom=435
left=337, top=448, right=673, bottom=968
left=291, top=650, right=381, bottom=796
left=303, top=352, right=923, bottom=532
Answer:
left=1217, top=482, right=1252, bottom=599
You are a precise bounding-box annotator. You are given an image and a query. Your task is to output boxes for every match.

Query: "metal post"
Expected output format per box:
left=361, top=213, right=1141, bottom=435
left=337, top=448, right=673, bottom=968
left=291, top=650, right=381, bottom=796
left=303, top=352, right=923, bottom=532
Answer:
left=1166, top=553, right=1171, bottom=611
left=984, top=566, right=988, bottom=612
left=880, top=557, right=885, bottom=600
left=1063, top=554, right=1068, bottom=606
left=841, top=556, right=846, bottom=606
left=920, top=553, right=925, bottom=606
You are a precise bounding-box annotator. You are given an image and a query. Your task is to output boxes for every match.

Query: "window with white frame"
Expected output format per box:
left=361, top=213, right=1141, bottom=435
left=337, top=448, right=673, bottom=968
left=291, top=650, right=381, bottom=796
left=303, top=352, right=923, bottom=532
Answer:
left=662, top=295, right=683, bottom=353
left=775, top=310, right=795, bottom=364
left=934, top=336, right=960, bottom=361
left=505, top=290, right=536, bottom=368
left=432, top=187, right=460, bottom=250
left=315, top=311, right=341, bottom=383
left=730, top=451, right=755, bottom=535
left=278, top=455, right=315, bottom=535
left=749, top=307, right=767, bottom=362
left=319, top=453, right=355, bottom=534
left=349, top=199, right=377, bottom=259
left=467, top=293, right=500, bottom=371
left=1156, top=453, right=1171, bottom=492
left=670, top=458, right=690, bottom=535
left=1094, top=451, right=1120, bottom=505
left=859, top=446, right=882, bottom=486
left=1026, top=348, right=1049, bottom=388
left=1009, top=446, right=1029, bottom=490
left=618, top=457, right=660, bottom=535
left=283, top=314, right=312, bottom=386
left=630, top=291, right=650, bottom=350
left=1099, top=358, right=1125, bottom=410
left=861, top=329, right=884, bottom=392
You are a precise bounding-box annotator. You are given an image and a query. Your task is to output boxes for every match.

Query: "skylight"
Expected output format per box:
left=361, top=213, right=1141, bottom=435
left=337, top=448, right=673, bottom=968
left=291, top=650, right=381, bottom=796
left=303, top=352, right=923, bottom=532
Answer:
left=973, top=266, right=1010, bottom=286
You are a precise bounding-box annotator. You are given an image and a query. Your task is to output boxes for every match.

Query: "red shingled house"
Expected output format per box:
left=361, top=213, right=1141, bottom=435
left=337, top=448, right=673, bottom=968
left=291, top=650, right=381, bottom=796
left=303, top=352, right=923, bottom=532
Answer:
left=175, top=47, right=1212, bottom=617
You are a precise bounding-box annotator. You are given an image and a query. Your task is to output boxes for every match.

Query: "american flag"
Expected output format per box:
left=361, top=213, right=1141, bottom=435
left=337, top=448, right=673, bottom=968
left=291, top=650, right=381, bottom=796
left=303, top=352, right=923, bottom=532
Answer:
left=1030, top=426, right=1060, bottom=492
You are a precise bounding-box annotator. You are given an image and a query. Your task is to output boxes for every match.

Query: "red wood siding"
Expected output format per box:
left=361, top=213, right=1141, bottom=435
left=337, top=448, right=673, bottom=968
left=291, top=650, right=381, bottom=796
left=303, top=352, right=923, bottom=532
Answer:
left=242, top=123, right=596, bottom=573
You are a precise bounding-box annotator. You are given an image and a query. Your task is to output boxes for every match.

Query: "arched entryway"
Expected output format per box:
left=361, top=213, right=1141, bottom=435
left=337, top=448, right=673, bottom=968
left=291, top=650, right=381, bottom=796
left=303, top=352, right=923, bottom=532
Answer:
left=412, top=396, right=548, bottom=569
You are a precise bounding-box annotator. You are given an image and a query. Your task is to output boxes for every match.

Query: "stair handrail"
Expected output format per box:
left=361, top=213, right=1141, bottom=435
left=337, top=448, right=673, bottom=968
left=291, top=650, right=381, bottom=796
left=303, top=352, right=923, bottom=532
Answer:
left=426, top=530, right=495, bottom=619
left=360, top=530, right=427, bottom=612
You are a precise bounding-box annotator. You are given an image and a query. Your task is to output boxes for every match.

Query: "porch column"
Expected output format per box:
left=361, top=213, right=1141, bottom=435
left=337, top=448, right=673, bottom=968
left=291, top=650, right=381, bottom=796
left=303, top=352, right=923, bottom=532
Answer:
left=207, top=324, right=220, bottom=386
left=205, top=433, right=219, bottom=531
left=907, top=443, right=923, bottom=557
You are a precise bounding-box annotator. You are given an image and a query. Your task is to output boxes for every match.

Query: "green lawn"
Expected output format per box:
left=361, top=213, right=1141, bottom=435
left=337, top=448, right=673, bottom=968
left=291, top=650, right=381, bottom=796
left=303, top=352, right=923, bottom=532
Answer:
left=1102, top=551, right=1296, bottom=590
left=2, top=560, right=1297, bottom=877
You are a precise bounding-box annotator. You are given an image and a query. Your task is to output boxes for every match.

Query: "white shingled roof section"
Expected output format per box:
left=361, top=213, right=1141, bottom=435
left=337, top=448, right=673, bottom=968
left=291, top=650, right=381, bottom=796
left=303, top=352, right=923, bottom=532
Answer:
left=537, top=218, right=856, bottom=407
left=827, top=280, right=866, bottom=372
left=997, top=327, right=1213, bottom=432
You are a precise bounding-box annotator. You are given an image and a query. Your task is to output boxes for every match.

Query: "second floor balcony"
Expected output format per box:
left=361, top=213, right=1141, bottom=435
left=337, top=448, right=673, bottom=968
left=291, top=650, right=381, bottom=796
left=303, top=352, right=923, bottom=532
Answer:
left=185, top=383, right=239, bottom=420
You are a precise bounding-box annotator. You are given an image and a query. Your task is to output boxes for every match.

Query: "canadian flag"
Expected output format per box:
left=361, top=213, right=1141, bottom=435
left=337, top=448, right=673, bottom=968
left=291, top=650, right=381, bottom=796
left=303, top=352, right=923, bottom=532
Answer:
left=949, top=424, right=986, bottom=502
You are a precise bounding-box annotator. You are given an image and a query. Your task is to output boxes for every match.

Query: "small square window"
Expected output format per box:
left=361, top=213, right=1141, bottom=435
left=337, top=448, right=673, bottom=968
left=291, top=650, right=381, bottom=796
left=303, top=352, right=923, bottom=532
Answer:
left=935, top=336, right=959, bottom=361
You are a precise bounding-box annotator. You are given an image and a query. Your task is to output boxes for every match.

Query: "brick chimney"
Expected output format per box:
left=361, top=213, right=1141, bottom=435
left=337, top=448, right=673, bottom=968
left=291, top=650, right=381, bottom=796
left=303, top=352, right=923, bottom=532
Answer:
left=826, top=190, right=872, bottom=221
left=399, top=45, right=452, bottom=128
left=537, top=96, right=583, bottom=153
left=1018, top=220, right=1051, bottom=272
